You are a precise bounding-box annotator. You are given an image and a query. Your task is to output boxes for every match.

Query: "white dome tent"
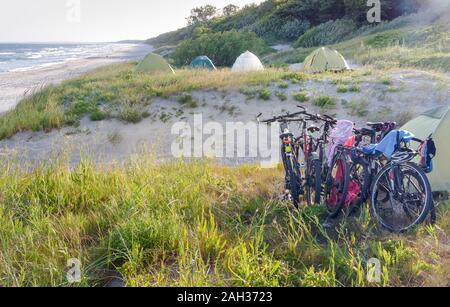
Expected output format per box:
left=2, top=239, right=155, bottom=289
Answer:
left=232, top=51, right=264, bottom=72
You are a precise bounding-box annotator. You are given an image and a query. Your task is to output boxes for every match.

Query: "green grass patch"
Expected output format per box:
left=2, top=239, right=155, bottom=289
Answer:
left=349, top=84, right=361, bottom=92
left=275, top=92, right=288, bottom=101
left=313, top=95, right=337, bottom=109
left=293, top=91, right=310, bottom=102
left=118, top=106, right=145, bottom=124
left=239, top=87, right=257, bottom=100
left=258, top=88, right=272, bottom=101
left=177, top=93, right=199, bottom=108
left=337, top=85, right=349, bottom=93
left=0, top=157, right=448, bottom=286
left=277, top=82, right=289, bottom=89
left=347, top=99, right=369, bottom=117
left=380, top=77, right=392, bottom=86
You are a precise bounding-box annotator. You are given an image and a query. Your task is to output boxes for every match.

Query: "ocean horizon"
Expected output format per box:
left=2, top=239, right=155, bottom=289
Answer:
left=0, top=42, right=146, bottom=73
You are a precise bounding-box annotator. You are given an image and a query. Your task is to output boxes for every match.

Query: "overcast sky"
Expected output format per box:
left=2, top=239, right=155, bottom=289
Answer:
left=0, top=0, right=264, bottom=43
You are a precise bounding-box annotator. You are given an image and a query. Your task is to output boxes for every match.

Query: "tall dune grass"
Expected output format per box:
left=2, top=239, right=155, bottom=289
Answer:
left=0, top=156, right=448, bottom=287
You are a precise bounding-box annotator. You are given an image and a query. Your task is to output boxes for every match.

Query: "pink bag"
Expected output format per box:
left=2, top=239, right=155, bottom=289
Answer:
left=327, top=120, right=354, bottom=167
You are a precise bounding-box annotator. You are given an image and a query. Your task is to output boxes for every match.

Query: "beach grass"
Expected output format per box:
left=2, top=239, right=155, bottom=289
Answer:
left=0, top=65, right=303, bottom=140
left=0, top=65, right=376, bottom=140
left=0, top=156, right=448, bottom=287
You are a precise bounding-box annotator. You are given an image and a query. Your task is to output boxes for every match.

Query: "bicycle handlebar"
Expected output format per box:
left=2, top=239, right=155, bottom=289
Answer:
left=257, top=106, right=336, bottom=125
left=257, top=110, right=307, bottom=124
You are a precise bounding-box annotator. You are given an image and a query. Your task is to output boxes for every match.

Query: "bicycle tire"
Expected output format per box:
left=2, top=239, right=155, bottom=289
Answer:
left=286, top=156, right=301, bottom=208
left=348, top=156, right=371, bottom=211
left=370, top=162, right=433, bottom=233
left=306, top=158, right=322, bottom=206
left=325, top=152, right=350, bottom=218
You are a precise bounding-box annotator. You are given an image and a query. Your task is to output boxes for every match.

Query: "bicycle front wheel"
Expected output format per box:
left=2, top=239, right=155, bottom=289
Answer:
left=324, top=153, right=350, bottom=218
left=370, top=162, right=433, bottom=232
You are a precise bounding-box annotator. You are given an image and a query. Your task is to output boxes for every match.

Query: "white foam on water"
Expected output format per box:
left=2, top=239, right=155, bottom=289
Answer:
left=0, top=43, right=145, bottom=73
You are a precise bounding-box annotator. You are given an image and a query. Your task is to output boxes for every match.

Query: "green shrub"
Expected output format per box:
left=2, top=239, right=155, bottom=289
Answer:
left=177, top=93, right=199, bottom=108
left=90, top=109, right=108, bottom=121
left=349, top=84, right=361, bottom=92
left=337, top=85, right=349, bottom=93
left=275, top=92, right=287, bottom=101
left=313, top=95, right=336, bottom=109
left=277, top=82, right=289, bottom=89
left=364, top=29, right=406, bottom=48
left=293, top=91, right=309, bottom=102
left=294, top=19, right=357, bottom=48
left=119, top=107, right=143, bottom=124
left=282, top=72, right=308, bottom=82
left=172, top=30, right=270, bottom=67
left=380, top=77, right=392, bottom=85
left=348, top=99, right=369, bottom=117
left=258, top=88, right=271, bottom=101
left=279, top=19, right=311, bottom=41
left=240, top=87, right=257, bottom=99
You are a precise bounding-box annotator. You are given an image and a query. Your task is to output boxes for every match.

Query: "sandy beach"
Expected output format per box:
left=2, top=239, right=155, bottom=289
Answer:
left=0, top=43, right=153, bottom=113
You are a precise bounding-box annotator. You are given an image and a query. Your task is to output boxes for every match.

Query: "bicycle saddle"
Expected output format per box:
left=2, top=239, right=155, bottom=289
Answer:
left=367, top=122, right=385, bottom=129
left=355, top=127, right=376, bottom=136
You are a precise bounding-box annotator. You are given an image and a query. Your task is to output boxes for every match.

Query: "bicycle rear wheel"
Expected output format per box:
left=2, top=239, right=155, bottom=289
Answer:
left=370, top=162, right=432, bottom=232
left=324, top=152, right=350, bottom=218
left=348, top=157, right=371, bottom=213
left=285, top=155, right=302, bottom=208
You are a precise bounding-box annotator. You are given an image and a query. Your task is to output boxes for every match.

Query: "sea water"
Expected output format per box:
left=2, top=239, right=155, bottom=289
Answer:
left=0, top=43, right=142, bottom=73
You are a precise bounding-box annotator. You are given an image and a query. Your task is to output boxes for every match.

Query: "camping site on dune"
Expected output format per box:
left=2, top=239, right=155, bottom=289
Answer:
left=0, top=0, right=449, bottom=289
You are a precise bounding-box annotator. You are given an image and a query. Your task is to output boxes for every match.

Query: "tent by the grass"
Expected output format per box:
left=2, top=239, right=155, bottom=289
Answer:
left=232, top=51, right=264, bottom=72
left=190, top=56, right=216, bottom=70
left=402, top=106, right=450, bottom=192
left=303, top=47, right=349, bottom=73
left=135, top=53, right=174, bottom=74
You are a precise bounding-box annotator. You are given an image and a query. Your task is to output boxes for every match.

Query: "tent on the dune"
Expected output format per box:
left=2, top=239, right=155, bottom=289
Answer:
left=190, top=56, right=216, bottom=70
left=135, top=53, right=174, bottom=74
left=303, top=47, right=349, bottom=73
left=402, top=106, right=450, bottom=192
left=232, top=51, right=264, bottom=72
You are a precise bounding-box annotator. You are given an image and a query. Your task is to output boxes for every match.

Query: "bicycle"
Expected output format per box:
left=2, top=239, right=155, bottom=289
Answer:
left=343, top=130, right=435, bottom=232
left=257, top=110, right=308, bottom=208
left=369, top=136, right=434, bottom=232
left=297, top=111, right=336, bottom=206
left=347, top=121, right=398, bottom=211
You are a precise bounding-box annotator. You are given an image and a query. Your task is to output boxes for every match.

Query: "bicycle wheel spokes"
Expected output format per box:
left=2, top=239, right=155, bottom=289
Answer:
left=325, top=156, right=349, bottom=217
left=400, top=169, right=426, bottom=220
left=371, top=163, right=431, bottom=232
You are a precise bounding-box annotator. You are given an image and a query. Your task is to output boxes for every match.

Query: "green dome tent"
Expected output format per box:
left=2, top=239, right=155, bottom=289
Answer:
left=135, top=53, right=174, bottom=74
left=402, top=106, right=450, bottom=192
left=190, top=56, right=216, bottom=70
left=303, top=47, right=349, bottom=73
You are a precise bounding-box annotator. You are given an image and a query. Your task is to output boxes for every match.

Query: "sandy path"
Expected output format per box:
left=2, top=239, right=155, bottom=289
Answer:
left=0, top=44, right=153, bottom=113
